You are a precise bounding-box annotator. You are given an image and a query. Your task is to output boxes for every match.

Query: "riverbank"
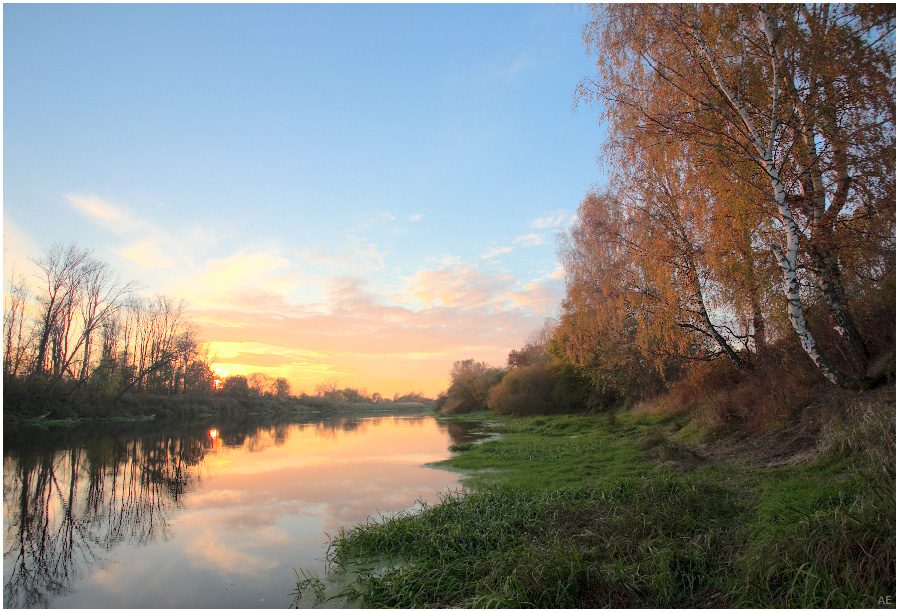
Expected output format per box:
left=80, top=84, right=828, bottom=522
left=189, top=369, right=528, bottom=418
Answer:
left=296, top=384, right=895, bottom=608
left=3, top=385, right=434, bottom=427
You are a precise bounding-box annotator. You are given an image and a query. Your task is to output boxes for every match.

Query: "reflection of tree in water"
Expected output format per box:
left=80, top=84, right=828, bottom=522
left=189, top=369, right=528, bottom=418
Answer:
left=2, top=430, right=209, bottom=608
left=308, top=416, right=431, bottom=440
left=441, top=421, right=485, bottom=446
left=224, top=423, right=292, bottom=453
left=3, top=417, right=305, bottom=606
left=2, top=413, right=447, bottom=607
left=307, top=417, right=367, bottom=440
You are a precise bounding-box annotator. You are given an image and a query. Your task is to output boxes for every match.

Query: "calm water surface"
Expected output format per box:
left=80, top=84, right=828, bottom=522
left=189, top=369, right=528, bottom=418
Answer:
left=3, top=411, right=479, bottom=608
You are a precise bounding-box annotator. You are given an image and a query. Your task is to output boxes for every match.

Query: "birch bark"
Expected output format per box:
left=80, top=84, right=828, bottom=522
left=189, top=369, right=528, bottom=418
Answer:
left=688, top=12, right=859, bottom=388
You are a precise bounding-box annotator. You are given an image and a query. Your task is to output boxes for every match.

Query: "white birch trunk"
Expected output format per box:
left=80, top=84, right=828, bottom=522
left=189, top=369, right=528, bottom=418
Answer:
left=688, top=14, right=858, bottom=388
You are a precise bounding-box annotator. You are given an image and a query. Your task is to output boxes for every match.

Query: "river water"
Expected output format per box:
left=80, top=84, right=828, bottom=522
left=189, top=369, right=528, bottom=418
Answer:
left=3, top=410, right=478, bottom=608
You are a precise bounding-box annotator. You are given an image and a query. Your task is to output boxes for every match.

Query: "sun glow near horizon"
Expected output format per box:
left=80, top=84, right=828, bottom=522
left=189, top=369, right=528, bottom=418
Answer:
left=191, top=259, right=563, bottom=399
left=207, top=343, right=483, bottom=399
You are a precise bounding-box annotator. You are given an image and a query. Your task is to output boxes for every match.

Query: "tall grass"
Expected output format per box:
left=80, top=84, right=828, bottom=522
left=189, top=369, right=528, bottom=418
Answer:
left=293, top=385, right=895, bottom=608
left=298, top=480, right=743, bottom=608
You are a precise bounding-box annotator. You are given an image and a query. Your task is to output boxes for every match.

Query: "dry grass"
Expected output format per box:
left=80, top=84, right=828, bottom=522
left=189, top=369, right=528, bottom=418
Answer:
left=636, top=339, right=840, bottom=439
left=818, top=384, right=896, bottom=476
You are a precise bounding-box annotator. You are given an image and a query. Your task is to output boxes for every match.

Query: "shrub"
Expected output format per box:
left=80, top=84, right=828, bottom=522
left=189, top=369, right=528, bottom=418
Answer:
left=487, top=362, right=607, bottom=416
left=488, top=363, right=557, bottom=415
left=440, top=359, right=505, bottom=415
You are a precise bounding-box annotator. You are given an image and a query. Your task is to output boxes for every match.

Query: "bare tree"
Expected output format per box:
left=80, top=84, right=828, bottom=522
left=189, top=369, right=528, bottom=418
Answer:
left=30, top=243, right=91, bottom=377
left=113, top=295, right=187, bottom=399
left=4, top=272, right=32, bottom=377
left=76, top=261, right=135, bottom=383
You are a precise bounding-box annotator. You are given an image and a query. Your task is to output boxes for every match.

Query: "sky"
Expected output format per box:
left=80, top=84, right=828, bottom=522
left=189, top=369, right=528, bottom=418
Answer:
left=3, top=3, right=608, bottom=398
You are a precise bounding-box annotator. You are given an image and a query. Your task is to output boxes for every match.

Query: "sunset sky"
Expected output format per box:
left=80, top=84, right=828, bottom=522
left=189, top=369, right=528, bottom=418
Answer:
left=3, top=3, right=607, bottom=398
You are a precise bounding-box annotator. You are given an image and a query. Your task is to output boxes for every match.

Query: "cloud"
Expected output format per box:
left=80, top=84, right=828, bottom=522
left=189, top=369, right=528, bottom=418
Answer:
left=487, top=53, right=534, bottom=83
left=531, top=212, right=571, bottom=229
left=184, top=259, right=553, bottom=396
left=166, top=248, right=314, bottom=326
left=2, top=216, right=42, bottom=283
left=153, top=237, right=561, bottom=397
left=214, top=352, right=302, bottom=369
left=408, top=213, right=423, bottom=222
left=500, top=281, right=562, bottom=317
left=401, top=264, right=515, bottom=309
left=480, top=245, right=514, bottom=259
left=300, top=238, right=387, bottom=274
left=202, top=250, right=293, bottom=290
left=65, top=193, right=209, bottom=272
left=66, top=194, right=144, bottom=233
left=116, top=239, right=177, bottom=269
left=512, top=233, right=547, bottom=247
left=434, top=254, right=463, bottom=266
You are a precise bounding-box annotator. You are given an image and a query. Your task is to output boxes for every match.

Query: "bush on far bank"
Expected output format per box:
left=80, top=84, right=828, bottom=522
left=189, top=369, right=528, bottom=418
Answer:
left=487, top=361, right=618, bottom=416
left=436, top=359, right=505, bottom=415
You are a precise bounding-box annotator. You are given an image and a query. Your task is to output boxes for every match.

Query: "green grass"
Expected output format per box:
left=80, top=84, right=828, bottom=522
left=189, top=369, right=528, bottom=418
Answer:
left=18, top=417, right=79, bottom=427
left=443, top=414, right=651, bottom=490
left=427, top=409, right=496, bottom=422
left=293, top=404, right=896, bottom=608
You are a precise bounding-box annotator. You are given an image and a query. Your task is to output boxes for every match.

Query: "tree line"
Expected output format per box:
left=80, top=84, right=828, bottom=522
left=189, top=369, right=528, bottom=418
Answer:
left=312, top=379, right=430, bottom=405
left=4, top=242, right=220, bottom=402
left=440, top=4, right=894, bottom=417
left=3, top=243, right=429, bottom=416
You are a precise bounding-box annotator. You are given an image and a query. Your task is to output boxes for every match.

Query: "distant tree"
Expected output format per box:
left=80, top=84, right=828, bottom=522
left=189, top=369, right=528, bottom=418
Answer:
left=507, top=323, right=555, bottom=369
left=274, top=377, right=291, bottom=399
left=393, top=391, right=429, bottom=403
left=248, top=372, right=277, bottom=397
left=114, top=295, right=187, bottom=397
left=222, top=375, right=250, bottom=397
left=314, top=379, right=341, bottom=401
left=556, top=191, right=672, bottom=399
left=2, top=240, right=227, bottom=406
left=3, top=273, right=32, bottom=378
left=341, top=386, right=370, bottom=403
left=30, top=242, right=91, bottom=377
left=184, top=359, right=216, bottom=394
left=441, top=359, right=505, bottom=415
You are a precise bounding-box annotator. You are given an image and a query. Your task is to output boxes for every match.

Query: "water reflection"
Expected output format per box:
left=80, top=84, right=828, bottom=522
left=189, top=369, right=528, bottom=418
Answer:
left=3, top=414, right=477, bottom=608
left=3, top=428, right=211, bottom=607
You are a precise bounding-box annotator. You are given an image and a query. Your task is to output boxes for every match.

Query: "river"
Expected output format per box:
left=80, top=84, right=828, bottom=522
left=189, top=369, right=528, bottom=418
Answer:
left=3, top=409, right=478, bottom=608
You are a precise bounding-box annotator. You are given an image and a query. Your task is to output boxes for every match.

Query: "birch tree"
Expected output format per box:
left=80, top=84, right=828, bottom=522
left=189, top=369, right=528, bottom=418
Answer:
left=580, top=3, right=895, bottom=388
left=556, top=191, right=672, bottom=398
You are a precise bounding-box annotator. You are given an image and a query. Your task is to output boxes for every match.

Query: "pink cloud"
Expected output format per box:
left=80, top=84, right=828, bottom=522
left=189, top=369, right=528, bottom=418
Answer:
left=501, top=282, right=562, bottom=317
left=193, top=266, right=549, bottom=396
left=401, top=264, right=515, bottom=309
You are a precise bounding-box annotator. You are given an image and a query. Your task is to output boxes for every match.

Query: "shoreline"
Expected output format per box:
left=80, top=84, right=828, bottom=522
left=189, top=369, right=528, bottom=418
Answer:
left=295, top=386, right=895, bottom=608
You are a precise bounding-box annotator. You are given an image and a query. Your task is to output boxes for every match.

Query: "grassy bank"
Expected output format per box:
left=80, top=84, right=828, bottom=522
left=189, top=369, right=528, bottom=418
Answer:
left=295, top=386, right=895, bottom=608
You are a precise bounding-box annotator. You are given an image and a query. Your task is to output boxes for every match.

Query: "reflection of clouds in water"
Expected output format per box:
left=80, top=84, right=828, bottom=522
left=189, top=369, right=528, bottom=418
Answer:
left=202, top=416, right=452, bottom=476
left=188, top=526, right=286, bottom=574
left=189, top=488, right=245, bottom=505
left=85, top=555, right=183, bottom=602
left=4, top=414, right=471, bottom=608
left=183, top=461, right=461, bottom=536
